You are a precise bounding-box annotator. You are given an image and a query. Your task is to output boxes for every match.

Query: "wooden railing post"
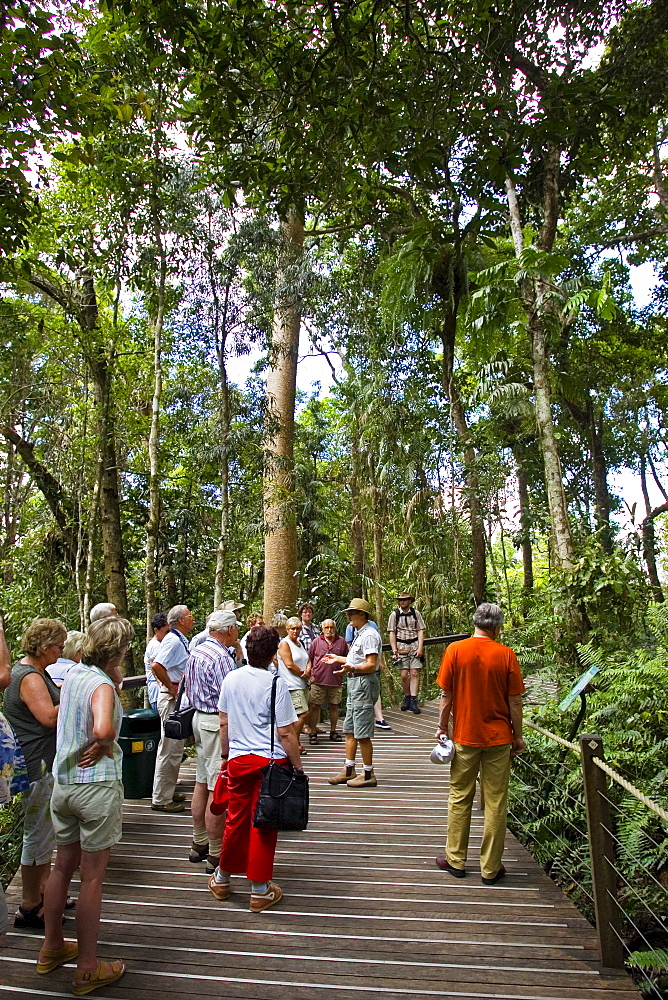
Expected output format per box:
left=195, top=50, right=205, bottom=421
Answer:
left=579, top=733, right=624, bottom=970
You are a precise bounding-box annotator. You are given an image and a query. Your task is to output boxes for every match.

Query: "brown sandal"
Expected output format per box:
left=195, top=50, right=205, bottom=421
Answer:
left=72, top=959, right=126, bottom=996
left=37, top=941, right=78, bottom=974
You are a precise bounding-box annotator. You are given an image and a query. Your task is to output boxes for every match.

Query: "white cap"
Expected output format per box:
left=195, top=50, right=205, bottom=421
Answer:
left=430, top=737, right=455, bottom=764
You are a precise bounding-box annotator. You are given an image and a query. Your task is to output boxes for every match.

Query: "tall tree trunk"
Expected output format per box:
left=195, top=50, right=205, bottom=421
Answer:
left=589, top=405, right=612, bottom=552
left=26, top=268, right=129, bottom=620
left=513, top=451, right=534, bottom=592
left=262, top=209, right=304, bottom=620
left=506, top=170, right=576, bottom=573
left=83, top=457, right=102, bottom=628
left=349, top=427, right=366, bottom=596
left=368, top=458, right=384, bottom=627
left=145, top=116, right=167, bottom=639
left=438, top=307, right=487, bottom=605
left=213, top=267, right=233, bottom=607
left=213, top=353, right=230, bottom=607
left=640, top=456, right=664, bottom=602
left=89, top=350, right=128, bottom=617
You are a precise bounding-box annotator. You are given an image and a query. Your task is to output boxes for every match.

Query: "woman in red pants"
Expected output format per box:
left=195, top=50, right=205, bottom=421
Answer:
left=210, top=626, right=305, bottom=911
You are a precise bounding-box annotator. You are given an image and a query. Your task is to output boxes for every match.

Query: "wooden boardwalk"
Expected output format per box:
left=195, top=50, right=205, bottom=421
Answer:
left=3, top=702, right=639, bottom=1000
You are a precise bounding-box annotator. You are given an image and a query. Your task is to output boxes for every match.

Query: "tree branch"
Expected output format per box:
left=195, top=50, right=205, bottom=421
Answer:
left=0, top=425, right=80, bottom=565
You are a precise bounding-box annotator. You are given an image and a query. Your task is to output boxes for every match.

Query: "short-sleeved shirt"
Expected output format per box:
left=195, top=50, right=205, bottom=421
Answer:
left=345, top=620, right=380, bottom=644
left=154, top=629, right=190, bottom=684
left=308, top=634, right=348, bottom=686
left=217, top=665, right=297, bottom=760
left=144, top=637, right=161, bottom=707
left=46, top=658, right=78, bottom=687
left=347, top=623, right=382, bottom=673
left=299, top=622, right=318, bottom=655
left=53, top=663, right=122, bottom=784
left=436, top=636, right=525, bottom=747
left=388, top=607, right=426, bottom=650
left=185, top=636, right=235, bottom=712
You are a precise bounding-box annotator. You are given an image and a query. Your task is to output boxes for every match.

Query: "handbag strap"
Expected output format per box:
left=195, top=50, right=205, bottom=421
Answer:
left=173, top=675, right=186, bottom=712
left=269, top=672, right=278, bottom=761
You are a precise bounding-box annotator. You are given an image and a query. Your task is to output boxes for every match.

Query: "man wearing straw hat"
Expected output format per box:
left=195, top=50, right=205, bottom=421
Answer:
left=326, top=599, right=382, bottom=788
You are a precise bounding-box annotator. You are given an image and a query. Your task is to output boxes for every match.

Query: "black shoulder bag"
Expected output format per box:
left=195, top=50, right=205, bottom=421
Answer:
left=253, top=674, right=309, bottom=831
left=163, top=677, right=196, bottom=740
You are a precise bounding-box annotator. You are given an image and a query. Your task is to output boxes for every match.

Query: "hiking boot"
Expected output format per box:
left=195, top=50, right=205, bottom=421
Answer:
left=250, top=882, right=282, bottom=912
left=410, top=696, right=422, bottom=714
left=151, top=801, right=185, bottom=813
left=329, top=767, right=355, bottom=785
left=208, top=872, right=230, bottom=901
left=347, top=770, right=377, bottom=788
left=400, top=695, right=411, bottom=711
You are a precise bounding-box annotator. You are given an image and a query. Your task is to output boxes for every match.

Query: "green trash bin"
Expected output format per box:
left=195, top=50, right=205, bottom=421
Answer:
left=119, top=709, right=160, bottom=799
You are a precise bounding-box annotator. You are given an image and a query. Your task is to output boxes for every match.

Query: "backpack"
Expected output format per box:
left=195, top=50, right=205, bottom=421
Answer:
left=391, top=607, right=418, bottom=633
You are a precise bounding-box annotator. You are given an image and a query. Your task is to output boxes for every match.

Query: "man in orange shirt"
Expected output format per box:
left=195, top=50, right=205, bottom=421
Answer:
left=435, top=603, right=525, bottom=885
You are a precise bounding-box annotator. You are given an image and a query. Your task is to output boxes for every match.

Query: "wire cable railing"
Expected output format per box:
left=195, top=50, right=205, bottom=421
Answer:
left=511, top=721, right=668, bottom=995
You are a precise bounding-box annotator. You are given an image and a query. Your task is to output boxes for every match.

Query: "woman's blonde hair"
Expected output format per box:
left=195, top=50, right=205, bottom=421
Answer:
left=21, top=619, right=67, bottom=657
left=63, top=630, right=86, bottom=661
left=245, top=612, right=264, bottom=629
left=82, top=617, right=135, bottom=669
left=285, top=616, right=301, bottom=629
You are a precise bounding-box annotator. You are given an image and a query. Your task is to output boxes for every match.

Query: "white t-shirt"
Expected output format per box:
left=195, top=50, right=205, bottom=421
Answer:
left=217, top=665, right=297, bottom=760
left=154, top=630, right=189, bottom=684
left=46, top=657, right=77, bottom=687
left=347, top=623, right=382, bottom=672
left=276, top=637, right=309, bottom=691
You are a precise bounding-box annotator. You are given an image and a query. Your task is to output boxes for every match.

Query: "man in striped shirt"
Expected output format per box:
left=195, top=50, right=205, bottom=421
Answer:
left=184, top=609, right=239, bottom=873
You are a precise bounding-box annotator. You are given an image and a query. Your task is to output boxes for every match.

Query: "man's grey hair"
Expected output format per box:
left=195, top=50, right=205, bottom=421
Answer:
left=167, top=604, right=189, bottom=628
left=473, top=603, right=504, bottom=632
left=89, top=602, right=118, bottom=623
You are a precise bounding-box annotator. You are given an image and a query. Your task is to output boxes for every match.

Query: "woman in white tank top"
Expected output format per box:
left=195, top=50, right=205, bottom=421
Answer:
left=277, top=617, right=310, bottom=748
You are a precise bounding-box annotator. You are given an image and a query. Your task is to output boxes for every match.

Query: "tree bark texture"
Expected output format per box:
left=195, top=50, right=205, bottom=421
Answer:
left=349, top=430, right=366, bottom=596
left=438, top=304, right=487, bottom=606
left=145, top=139, right=167, bottom=638
left=213, top=271, right=233, bottom=608
left=506, top=171, right=576, bottom=573
left=262, top=210, right=304, bottom=620
left=514, top=455, right=534, bottom=591
left=640, top=456, right=665, bottom=602
left=27, top=269, right=129, bottom=618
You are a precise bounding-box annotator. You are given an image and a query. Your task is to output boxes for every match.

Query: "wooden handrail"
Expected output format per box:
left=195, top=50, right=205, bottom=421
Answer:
left=122, top=632, right=470, bottom=690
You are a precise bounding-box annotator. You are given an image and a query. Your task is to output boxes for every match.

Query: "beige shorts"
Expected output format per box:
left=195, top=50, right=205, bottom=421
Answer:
left=21, top=773, right=55, bottom=866
left=309, top=683, right=343, bottom=707
left=395, top=652, right=423, bottom=671
left=51, top=780, right=123, bottom=853
left=289, top=688, right=309, bottom=715
left=193, top=712, right=222, bottom=790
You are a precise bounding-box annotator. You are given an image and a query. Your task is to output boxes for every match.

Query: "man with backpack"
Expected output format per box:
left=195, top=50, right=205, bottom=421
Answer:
left=388, top=592, right=426, bottom=715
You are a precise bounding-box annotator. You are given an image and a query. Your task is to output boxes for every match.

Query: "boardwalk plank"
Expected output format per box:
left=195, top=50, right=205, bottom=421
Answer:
left=2, top=709, right=639, bottom=1000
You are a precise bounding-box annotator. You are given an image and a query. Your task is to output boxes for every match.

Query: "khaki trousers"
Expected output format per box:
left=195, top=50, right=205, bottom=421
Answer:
left=151, top=690, right=185, bottom=806
left=446, top=742, right=511, bottom=880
